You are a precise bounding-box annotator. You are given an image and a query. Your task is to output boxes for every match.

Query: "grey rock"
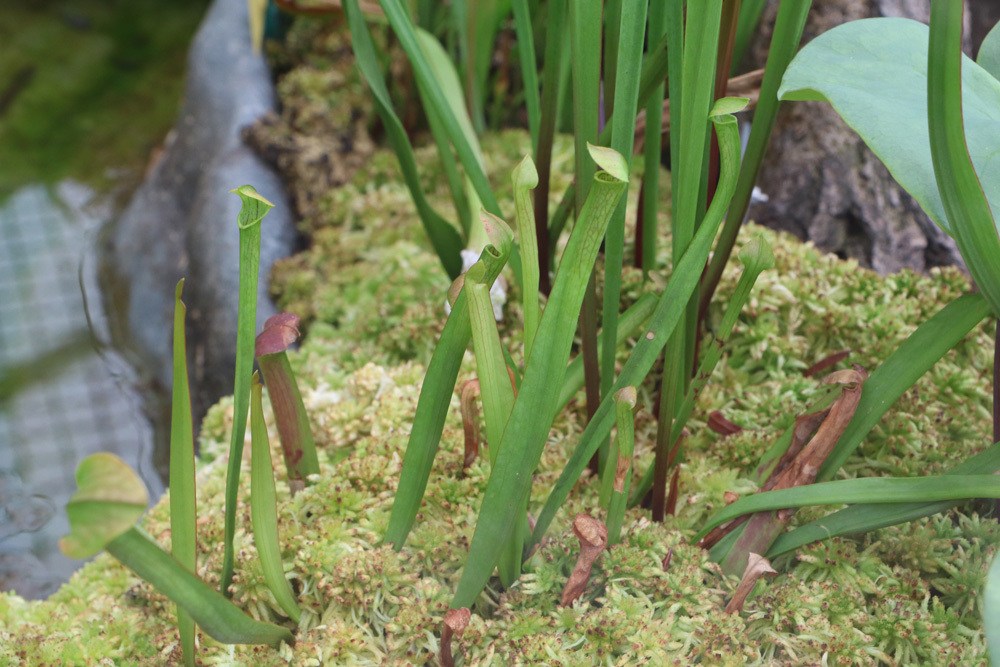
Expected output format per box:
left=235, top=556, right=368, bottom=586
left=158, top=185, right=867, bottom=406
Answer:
left=107, top=0, right=295, bottom=425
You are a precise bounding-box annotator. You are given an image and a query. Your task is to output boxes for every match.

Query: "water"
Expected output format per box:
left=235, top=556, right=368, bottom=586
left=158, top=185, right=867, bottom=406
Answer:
left=0, top=0, right=207, bottom=598
left=0, top=183, right=163, bottom=598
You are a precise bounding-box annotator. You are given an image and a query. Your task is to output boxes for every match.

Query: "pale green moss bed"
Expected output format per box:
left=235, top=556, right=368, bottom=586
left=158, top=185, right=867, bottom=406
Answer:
left=4, top=15, right=998, bottom=658
left=0, top=125, right=996, bottom=665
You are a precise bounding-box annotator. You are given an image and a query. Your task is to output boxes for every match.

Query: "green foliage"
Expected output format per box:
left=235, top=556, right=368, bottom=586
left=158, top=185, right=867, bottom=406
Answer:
left=778, top=19, right=1000, bottom=241
left=221, top=185, right=274, bottom=596
left=169, top=281, right=197, bottom=665
left=60, top=453, right=148, bottom=560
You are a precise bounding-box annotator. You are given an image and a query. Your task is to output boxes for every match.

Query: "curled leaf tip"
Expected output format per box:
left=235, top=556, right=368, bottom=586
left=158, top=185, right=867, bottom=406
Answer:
left=175, top=278, right=185, bottom=300
left=60, top=453, right=149, bottom=559
left=710, top=96, right=751, bottom=118
left=231, top=185, right=275, bottom=229
left=586, top=144, right=629, bottom=182
left=229, top=184, right=275, bottom=206
left=738, top=235, right=776, bottom=274
left=512, top=154, right=539, bottom=188
left=256, top=312, right=301, bottom=357
left=614, top=386, right=638, bottom=408
left=480, top=210, right=513, bottom=251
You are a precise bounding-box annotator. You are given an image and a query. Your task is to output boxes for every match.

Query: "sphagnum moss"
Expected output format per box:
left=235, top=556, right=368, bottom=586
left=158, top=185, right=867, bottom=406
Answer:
left=2, top=122, right=995, bottom=663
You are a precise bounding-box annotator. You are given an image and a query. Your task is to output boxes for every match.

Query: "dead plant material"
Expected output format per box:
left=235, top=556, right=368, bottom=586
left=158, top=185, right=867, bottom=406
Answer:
left=699, top=368, right=867, bottom=556
left=440, top=607, right=471, bottom=667
left=662, top=548, right=673, bottom=572
left=460, top=380, right=481, bottom=470
left=665, top=467, right=681, bottom=517
left=723, top=491, right=739, bottom=505
left=560, top=514, right=608, bottom=607
left=708, top=410, right=743, bottom=437
left=764, top=367, right=867, bottom=494
left=724, top=552, right=777, bottom=614
left=803, top=349, right=851, bottom=377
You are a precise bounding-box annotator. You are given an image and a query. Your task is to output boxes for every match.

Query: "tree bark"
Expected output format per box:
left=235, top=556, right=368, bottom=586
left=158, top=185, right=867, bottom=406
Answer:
left=743, top=0, right=997, bottom=274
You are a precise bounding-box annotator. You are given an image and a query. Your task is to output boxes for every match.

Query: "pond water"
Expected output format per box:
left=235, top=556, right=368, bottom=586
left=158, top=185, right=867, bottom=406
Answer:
left=0, top=0, right=208, bottom=598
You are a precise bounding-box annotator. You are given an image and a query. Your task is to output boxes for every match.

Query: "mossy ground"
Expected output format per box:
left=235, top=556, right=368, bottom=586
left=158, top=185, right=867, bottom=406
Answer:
left=1, top=17, right=996, bottom=666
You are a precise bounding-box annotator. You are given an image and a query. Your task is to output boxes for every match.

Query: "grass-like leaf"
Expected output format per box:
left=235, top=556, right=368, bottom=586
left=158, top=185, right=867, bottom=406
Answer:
left=599, top=0, right=648, bottom=406
left=696, top=475, right=1000, bottom=541
left=108, top=528, right=294, bottom=647
left=769, top=441, right=1000, bottom=558
left=170, top=280, right=197, bottom=666
left=817, top=292, right=990, bottom=480
left=61, top=454, right=292, bottom=646
left=631, top=236, right=774, bottom=505
left=249, top=373, right=301, bottom=623
left=530, top=98, right=748, bottom=552
left=702, top=0, right=812, bottom=313
left=384, top=242, right=512, bottom=548
left=220, top=185, right=273, bottom=596
left=652, top=0, right=724, bottom=520
left=342, top=0, right=463, bottom=277
left=927, top=1, right=1000, bottom=315
left=378, top=0, right=501, bottom=217
left=451, top=145, right=628, bottom=608
left=510, top=0, right=540, bottom=149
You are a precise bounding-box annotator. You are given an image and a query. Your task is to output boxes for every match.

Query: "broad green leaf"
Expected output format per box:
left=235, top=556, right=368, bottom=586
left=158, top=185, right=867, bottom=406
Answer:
left=60, top=453, right=148, bottom=560
left=978, top=20, right=1000, bottom=82
left=779, top=17, right=1000, bottom=237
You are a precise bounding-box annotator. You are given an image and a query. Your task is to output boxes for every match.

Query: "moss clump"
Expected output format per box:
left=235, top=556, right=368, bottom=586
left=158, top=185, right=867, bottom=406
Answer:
left=1, top=121, right=995, bottom=663
left=5, top=18, right=996, bottom=661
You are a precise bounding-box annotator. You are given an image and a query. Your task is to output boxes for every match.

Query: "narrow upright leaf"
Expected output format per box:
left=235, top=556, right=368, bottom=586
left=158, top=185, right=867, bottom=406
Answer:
left=221, top=185, right=274, bottom=596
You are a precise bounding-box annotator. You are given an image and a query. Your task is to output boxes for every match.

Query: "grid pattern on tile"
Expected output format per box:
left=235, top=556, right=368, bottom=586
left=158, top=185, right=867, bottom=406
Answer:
left=0, top=184, right=158, bottom=598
